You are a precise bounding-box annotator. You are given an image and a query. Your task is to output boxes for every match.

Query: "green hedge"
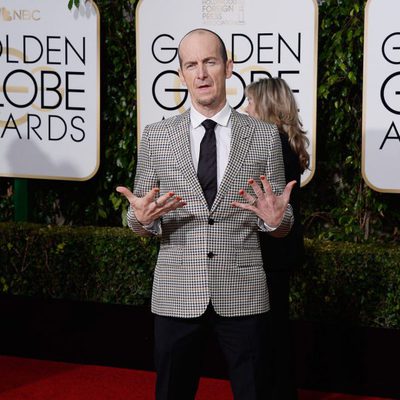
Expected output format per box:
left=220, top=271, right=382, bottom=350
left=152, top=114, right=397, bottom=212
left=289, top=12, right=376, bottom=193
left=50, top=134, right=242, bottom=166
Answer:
left=291, top=239, right=400, bottom=328
left=0, top=222, right=157, bottom=305
left=1, top=222, right=399, bottom=329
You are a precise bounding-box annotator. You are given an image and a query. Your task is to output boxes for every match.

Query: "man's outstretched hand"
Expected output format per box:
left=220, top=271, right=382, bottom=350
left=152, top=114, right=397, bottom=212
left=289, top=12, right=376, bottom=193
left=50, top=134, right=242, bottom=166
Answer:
left=116, top=186, right=186, bottom=226
left=231, top=175, right=295, bottom=228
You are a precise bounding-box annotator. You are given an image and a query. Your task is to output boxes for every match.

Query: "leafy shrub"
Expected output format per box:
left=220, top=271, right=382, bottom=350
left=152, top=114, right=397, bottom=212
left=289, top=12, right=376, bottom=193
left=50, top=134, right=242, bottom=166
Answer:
left=0, top=222, right=158, bottom=305
left=291, top=239, right=400, bottom=328
left=1, top=223, right=399, bottom=328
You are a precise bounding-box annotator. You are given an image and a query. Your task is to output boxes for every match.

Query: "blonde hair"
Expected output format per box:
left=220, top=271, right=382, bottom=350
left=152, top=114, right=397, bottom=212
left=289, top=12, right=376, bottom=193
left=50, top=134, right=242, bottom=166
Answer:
left=245, top=78, right=309, bottom=172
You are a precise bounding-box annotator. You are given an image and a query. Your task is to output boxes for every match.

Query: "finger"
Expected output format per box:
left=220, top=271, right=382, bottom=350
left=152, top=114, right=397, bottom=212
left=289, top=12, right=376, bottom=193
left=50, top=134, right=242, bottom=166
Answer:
left=164, top=196, right=187, bottom=211
left=153, top=195, right=187, bottom=217
left=282, top=180, right=297, bottom=201
left=231, top=201, right=254, bottom=211
left=239, top=188, right=257, bottom=205
left=144, top=187, right=162, bottom=205
left=247, top=178, right=264, bottom=198
left=116, top=186, right=135, bottom=202
left=260, top=175, right=274, bottom=196
left=154, top=191, right=175, bottom=207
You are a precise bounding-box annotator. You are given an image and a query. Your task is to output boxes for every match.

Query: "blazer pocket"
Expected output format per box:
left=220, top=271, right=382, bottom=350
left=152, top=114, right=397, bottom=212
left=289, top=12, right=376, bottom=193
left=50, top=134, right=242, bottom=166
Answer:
left=157, top=245, right=183, bottom=266
left=235, top=248, right=263, bottom=268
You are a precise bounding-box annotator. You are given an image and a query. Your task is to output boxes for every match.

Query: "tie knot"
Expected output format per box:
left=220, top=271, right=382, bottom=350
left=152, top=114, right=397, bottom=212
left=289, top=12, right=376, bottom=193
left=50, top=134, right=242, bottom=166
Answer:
left=202, top=119, right=217, bottom=131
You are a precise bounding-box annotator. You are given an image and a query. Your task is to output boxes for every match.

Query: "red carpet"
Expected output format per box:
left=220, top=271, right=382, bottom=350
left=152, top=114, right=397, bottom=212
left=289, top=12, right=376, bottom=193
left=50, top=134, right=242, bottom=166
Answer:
left=0, top=355, right=395, bottom=400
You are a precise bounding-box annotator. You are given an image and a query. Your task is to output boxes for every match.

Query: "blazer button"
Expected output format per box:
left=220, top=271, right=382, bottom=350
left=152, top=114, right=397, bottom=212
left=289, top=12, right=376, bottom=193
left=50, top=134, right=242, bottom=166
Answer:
left=208, top=217, right=215, bottom=225
left=207, top=252, right=214, bottom=258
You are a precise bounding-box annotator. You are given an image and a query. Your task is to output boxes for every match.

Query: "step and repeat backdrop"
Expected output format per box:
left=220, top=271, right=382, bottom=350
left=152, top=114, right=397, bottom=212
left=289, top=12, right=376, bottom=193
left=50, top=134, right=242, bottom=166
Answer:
left=1, top=0, right=399, bottom=193
left=0, top=0, right=100, bottom=181
left=136, top=0, right=318, bottom=186
left=363, top=0, right=400, bottom=193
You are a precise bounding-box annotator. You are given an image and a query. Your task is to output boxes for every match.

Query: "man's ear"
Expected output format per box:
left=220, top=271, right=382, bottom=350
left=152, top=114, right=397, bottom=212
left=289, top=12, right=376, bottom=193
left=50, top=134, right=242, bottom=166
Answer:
left=178, top=69, right=187, bottom=86
left=225, top=59, right=234, bottom=79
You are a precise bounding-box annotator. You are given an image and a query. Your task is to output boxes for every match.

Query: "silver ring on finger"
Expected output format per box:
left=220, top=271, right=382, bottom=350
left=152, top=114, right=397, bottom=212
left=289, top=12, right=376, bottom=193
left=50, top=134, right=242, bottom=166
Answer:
left=154, top=198, right=162, bottom=207
left=250, top=198, right=257, bottom=206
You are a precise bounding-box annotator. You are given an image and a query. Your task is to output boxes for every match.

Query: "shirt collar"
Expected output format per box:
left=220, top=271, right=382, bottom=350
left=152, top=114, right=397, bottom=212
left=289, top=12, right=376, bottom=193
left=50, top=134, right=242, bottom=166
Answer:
left=190, top=102, right=232, bottom=129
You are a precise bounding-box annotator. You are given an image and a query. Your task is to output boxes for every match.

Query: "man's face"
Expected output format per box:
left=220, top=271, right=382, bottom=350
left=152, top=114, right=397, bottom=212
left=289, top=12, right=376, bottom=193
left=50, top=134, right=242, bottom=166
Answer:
left=178, top=31, right=233, bottom=116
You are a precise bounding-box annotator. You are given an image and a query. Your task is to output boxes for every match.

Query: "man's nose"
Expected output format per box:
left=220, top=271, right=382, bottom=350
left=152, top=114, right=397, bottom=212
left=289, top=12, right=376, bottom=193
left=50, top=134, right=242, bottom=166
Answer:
left=197, top=64, right=208, bottom=79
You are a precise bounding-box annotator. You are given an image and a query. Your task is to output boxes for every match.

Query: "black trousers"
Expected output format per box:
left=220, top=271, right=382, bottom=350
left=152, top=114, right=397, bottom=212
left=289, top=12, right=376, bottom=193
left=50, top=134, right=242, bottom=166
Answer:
left=154, top=303, right=270, bottom=400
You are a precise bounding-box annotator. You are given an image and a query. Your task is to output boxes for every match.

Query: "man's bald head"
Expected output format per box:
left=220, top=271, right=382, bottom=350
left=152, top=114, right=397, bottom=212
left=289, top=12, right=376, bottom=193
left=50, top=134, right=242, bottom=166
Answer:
left=178, top=29, right=228, bottom=67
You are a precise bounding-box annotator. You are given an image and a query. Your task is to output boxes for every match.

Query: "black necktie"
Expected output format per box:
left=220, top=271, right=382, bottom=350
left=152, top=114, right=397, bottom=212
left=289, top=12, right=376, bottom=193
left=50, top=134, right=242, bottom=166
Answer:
left=198, top=119, right=217, bottom=209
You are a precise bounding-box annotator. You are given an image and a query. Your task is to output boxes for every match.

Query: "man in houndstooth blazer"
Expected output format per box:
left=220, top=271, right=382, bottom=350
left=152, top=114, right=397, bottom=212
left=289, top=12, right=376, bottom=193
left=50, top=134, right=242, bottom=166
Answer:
left=117, top=28, right=295, bottom=400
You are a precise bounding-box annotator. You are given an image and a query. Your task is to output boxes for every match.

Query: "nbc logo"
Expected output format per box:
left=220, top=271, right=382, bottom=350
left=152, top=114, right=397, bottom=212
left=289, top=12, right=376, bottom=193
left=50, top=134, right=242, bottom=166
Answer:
left=0, top=7, right=12, bottom=21
left=0, top=7, right=40, bottom=21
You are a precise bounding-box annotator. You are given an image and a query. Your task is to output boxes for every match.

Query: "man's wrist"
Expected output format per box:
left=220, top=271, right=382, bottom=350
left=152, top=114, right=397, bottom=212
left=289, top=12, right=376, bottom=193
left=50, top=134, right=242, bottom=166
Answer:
left=257, top=217, right=278, bottom=232
left=263, top=221, right=278, bottom=231
left=128, top=205, right=154, bottom=227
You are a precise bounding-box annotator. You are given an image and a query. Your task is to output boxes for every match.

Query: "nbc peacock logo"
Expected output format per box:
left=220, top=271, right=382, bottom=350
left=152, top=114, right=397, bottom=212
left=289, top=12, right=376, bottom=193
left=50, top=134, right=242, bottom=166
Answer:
left=0, top=7, right=12, bottom=21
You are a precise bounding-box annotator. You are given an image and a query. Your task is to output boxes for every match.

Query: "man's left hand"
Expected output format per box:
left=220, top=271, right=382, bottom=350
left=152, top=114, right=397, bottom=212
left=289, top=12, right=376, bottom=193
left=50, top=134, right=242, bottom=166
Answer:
left=231, top=175, right=296, bottom=228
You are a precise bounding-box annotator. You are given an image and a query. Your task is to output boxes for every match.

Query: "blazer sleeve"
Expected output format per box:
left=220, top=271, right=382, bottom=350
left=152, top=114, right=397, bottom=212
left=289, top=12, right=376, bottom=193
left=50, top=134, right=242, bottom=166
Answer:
left=126, top=125, right=161, bottom=237
left=264, top=124, right=294, bottom=238
left=259, top=134, right=305, bottom=269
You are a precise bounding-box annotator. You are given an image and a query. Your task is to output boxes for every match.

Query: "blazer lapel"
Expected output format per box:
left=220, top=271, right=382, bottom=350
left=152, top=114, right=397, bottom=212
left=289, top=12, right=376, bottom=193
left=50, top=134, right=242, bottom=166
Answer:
left=211, top=110, right=254, bottom=211
left=167, top=111, right=208, bottom=206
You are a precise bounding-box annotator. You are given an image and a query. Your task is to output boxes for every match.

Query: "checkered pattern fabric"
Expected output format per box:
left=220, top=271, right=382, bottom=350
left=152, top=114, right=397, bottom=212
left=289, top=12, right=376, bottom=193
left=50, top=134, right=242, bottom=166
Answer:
left=127, top=109, right=293, bottom=318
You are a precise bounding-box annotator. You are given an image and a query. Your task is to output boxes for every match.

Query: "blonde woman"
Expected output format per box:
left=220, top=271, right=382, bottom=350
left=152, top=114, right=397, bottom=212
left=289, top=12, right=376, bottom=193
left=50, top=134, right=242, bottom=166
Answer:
left=245, top=77, right=309, bottom=400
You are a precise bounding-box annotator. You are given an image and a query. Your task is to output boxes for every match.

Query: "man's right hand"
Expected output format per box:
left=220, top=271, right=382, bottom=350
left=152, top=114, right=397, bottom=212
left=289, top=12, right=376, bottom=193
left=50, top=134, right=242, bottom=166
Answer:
left=116, top=186, right=186, bottom=226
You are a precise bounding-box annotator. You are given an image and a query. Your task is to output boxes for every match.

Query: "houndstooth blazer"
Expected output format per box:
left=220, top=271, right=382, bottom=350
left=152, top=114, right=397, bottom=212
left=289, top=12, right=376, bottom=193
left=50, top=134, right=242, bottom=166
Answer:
left=127, top=108, right=293, bottom=318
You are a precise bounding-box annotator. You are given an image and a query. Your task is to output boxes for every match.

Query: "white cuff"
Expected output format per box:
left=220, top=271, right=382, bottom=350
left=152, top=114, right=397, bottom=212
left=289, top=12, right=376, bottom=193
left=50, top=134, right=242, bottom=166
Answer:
left=257, top=218, right=278, bottom=232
